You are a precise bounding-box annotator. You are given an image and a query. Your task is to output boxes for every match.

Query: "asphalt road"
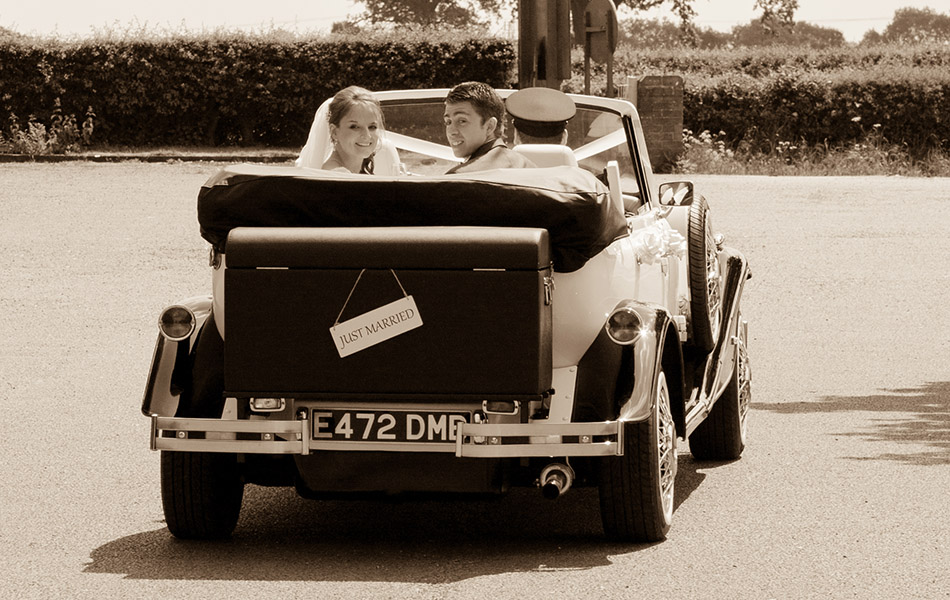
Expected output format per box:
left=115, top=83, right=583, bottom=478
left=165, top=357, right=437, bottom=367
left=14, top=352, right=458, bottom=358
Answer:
left=2, top=163, right=948, bottom=599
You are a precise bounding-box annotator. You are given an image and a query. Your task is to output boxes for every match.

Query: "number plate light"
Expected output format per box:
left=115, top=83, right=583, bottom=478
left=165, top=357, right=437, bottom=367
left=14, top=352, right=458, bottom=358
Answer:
left=250, top=397, right=286, bottom=412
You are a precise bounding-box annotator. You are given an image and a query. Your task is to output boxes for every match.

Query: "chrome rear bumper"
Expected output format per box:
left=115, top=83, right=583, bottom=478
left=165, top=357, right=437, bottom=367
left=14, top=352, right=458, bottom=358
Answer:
left=150, top=415, right=623, bottom=457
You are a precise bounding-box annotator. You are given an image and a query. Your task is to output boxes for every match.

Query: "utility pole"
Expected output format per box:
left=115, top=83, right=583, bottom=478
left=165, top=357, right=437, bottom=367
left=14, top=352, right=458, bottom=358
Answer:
left=518, top=0, right=571, bottom=89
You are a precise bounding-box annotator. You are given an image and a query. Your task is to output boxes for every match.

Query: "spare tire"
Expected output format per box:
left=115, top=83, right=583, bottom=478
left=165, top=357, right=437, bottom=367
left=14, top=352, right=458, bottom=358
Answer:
left=687, top=196, right=723, bottom=352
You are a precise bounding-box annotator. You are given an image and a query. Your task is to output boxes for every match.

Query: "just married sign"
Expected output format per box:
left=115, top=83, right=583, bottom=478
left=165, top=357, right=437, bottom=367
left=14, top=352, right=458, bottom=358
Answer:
left=330, top=295, right=423, bottom=358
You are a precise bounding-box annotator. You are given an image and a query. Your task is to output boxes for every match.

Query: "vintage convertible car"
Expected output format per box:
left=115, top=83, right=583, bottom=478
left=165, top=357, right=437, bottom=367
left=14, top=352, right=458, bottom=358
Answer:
left=143, top=89, right=751, bottom=543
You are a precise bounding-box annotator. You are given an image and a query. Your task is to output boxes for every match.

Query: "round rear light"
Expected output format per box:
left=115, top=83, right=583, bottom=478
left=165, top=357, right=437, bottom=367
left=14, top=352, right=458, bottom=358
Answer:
left=605, top=307, right=642, bottom=345
left=159, top=306, right=196, bottom=341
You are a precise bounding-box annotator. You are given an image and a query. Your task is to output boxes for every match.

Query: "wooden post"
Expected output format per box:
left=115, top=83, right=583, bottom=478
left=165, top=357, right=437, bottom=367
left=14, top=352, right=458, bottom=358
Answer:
left=584, top=10, right=592, bottom=94
left=518, top=0, right=537, bottom=89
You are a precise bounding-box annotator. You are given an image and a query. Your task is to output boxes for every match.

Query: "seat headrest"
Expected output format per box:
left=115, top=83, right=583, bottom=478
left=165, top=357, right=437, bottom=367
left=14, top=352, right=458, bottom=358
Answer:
left=512, top=144, right=578, bottom=168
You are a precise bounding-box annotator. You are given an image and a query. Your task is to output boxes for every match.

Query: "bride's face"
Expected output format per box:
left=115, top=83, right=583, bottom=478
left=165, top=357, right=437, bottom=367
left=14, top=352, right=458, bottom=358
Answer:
left=330, top=103, right=381, bottom=162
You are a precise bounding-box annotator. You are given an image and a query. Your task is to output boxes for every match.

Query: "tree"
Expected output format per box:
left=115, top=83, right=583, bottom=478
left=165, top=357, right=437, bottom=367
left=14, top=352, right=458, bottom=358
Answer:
left=357, top=0, right=800, bottom=45
left=754, top=0, right=799, bottom=34
left=616, top=15, right=730, bottom=48
left=860, top=29, right=884, bottom=45
left=569, top=0, right=697, bottom=46
left=618, top=17, right=684, bottom=46
left=575, top=0, right=798, bottom=45
left=881, top=7, right=950, bottom=43
left=732, top=19, right=844, bottom=48
left=358, top=0, right=511, bottom=28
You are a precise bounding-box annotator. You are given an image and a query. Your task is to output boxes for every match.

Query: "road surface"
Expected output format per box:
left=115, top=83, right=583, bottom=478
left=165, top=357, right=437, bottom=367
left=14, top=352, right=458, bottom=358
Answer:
left=1, top=163, right=948, bottom=599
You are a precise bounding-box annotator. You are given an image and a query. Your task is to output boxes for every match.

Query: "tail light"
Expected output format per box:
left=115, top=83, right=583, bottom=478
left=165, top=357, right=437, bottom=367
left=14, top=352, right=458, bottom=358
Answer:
left=605, top=307, right=643, bottom=345
left=158, top=305, right=196, bottom=341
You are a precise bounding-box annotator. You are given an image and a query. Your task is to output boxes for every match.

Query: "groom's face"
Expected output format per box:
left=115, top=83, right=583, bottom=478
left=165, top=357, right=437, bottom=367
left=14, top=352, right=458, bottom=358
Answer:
left=444, top=101, right=497, bottom=158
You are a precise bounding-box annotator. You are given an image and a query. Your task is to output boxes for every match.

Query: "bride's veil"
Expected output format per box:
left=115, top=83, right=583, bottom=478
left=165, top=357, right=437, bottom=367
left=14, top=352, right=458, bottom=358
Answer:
left=295, top=98, right=333, bottom=169
left=295, top=95, right=401, bottom=175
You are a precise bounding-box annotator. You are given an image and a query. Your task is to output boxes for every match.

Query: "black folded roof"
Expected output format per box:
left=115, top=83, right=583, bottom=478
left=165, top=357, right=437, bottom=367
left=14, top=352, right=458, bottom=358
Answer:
left=197, top=164, right=626, bottom=273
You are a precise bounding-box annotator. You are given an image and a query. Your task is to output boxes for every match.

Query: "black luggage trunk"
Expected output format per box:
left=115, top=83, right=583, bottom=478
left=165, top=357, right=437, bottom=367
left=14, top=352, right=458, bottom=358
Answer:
left=224, top=227, right=553, bottom=398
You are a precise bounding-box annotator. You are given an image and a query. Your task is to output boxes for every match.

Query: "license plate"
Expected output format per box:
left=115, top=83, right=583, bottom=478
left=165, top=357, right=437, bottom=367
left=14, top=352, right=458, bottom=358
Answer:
left=312, top=409, right=470, bottom=443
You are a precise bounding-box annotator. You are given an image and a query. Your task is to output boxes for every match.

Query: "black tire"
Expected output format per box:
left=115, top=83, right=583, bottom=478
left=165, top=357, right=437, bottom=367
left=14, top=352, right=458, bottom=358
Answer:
left=687, top=197, right=723, bottom=352
left=162, top=310, right=242, bottom=539
left=599, top=370, right=678, bottom=542
left=689, top=329, right=751, bottom=460
left=161, top=450, right=244, bottom=539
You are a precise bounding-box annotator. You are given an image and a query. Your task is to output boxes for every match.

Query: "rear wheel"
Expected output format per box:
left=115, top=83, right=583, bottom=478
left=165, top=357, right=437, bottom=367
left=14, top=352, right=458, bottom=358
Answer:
left=162, top=311, right=242, bottom=539
left=599, top=370, right=677, bottom=542
left=161, top=450, right=244, bottom=539
left=689, top=329, right=751, bottom=460
left=687, top=197, right=723, bottom=352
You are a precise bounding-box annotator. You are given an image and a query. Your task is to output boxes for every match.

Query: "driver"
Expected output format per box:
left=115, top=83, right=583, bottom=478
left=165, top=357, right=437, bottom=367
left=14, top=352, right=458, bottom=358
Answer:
left=506, top=87, right=576, bottom=146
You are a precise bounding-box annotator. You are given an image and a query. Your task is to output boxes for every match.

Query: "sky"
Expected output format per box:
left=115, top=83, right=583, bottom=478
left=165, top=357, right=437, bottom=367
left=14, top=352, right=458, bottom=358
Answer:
left=2, top=1, right=950, bottom=42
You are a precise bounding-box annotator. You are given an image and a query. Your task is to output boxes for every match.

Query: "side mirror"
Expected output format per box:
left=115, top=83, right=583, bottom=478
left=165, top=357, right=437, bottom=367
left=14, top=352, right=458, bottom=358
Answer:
left=658, top=181, right=695, bottom=207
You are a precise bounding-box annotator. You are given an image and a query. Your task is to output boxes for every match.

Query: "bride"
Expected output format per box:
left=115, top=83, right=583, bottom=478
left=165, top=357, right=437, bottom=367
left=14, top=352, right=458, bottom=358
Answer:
left=296, top=86, right=401, bottom=175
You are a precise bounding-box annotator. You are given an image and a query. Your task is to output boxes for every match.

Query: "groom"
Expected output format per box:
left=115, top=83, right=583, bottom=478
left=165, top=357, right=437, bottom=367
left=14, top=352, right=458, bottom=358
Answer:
left=443, top=82, right=535, bottom=174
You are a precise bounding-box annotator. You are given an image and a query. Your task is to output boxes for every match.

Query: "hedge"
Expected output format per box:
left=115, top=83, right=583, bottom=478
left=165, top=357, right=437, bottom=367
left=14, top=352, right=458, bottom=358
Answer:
left=684, top=67, right=949, bottom=157
left=567, top=42, right=950, bottom=158
left=3, top=34, right=949, bottom=158
left=0, top=33, right=515, bottom=147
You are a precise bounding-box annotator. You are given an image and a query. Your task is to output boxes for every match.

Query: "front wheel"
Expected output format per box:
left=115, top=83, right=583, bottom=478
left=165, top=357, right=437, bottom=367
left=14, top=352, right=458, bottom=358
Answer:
left=689, top=329, right=751, bottom=460
left=161, top=451, right=244, bottom=539
left=599, top=370, right=678, bottom=542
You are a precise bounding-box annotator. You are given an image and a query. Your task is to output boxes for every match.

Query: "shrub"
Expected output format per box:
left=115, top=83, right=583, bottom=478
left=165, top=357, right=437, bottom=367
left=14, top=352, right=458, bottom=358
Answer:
left=0, top=30, right=515, bottom=147
left=0, top=100, right=94, bottom=155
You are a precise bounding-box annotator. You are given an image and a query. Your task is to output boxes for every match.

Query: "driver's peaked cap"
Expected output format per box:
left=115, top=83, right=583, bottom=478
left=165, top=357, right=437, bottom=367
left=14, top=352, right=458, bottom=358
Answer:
left=506, top=87, right=576, bottom=138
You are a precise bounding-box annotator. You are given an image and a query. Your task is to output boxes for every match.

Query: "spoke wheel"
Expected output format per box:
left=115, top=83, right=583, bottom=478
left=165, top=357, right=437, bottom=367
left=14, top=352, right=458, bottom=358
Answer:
left=599, top=370, right=678, bottom=542
left=689, top=327, right=751, bottom=460
left=687, top=197, right=723, bottom=352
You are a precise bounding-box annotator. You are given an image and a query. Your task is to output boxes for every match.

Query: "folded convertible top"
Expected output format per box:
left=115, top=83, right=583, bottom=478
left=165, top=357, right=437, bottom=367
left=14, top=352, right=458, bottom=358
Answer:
left=197, top=164, right=627, bottom=272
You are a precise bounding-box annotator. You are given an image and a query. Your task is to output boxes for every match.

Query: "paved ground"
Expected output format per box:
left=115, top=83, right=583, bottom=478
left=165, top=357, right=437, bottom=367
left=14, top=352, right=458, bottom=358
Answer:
left=1, top=163, right=948, bottom=599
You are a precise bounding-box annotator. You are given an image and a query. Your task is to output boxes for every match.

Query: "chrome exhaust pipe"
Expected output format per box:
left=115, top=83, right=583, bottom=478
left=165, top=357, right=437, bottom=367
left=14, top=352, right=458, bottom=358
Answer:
left=540, top=463, right=575, bottom=499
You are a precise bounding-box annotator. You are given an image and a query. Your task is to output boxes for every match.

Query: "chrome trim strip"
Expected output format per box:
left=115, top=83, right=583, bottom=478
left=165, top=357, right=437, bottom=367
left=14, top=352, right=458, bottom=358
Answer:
left=158, top=416, right=301, bottom=433
left=460, top=422, right=618, bottom=437
left=153, top=438, right=305, bottom=454
left=151, top=415, right=310, bottom=455
left=455, top=421, right=623, bottom=458
left=459, top=442, right=620, bottom=458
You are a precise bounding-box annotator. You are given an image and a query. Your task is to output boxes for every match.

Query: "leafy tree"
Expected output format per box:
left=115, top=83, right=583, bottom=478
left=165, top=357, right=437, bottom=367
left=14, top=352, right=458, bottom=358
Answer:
left=618, top=17, right=731, bottom=48
left=619, top=17, right=684, bottom=46
left=576, top=0, right=798, bottom=45
left=358, top=0, right=511, bottom=28
left=880, top=7, right=950, bottom=43
left=732, top=18, right=844, bottom=48
left=572, top=0, right=696, bottom=42
left=754, top=0, right=798, bottom=34
left=357, top=0, right=800, bottom=46
left=860, top=29, right=884, bottom=45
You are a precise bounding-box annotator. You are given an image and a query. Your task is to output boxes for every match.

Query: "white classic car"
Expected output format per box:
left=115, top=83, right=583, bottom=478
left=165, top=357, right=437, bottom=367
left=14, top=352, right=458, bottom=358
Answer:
left=143, top=88, right=751, bottom=543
